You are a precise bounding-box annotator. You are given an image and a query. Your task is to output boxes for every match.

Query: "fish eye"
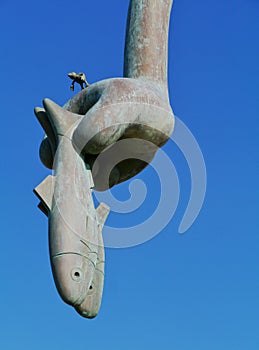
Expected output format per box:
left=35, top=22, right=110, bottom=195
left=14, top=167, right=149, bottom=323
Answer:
left=71, top=268, right=83, bottom=281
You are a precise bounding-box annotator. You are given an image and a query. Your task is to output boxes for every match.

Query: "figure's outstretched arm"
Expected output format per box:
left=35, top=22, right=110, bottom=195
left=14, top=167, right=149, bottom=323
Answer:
left=124, top=0, right=173, bottom=88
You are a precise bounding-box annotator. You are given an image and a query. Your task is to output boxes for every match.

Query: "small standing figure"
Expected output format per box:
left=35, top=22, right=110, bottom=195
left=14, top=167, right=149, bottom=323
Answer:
left=68, top=72, right=90, bottom=91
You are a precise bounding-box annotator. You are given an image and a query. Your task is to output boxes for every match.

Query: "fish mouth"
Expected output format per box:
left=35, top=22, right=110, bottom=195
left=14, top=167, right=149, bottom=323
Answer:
left=75, top=305, right=97, bottom=319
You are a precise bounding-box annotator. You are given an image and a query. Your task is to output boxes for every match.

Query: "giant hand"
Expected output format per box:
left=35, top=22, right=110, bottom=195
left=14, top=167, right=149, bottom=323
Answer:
left=40, top=0, right=174, bottom=191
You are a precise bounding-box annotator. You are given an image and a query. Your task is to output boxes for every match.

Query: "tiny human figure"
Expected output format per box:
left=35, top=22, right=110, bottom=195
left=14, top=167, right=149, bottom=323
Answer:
left=68, top=72, right=90, bottom=91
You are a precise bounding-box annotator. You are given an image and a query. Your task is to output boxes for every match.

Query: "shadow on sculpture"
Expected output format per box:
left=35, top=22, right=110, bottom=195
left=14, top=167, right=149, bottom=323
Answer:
left=34, top=0, right=174, bottom=318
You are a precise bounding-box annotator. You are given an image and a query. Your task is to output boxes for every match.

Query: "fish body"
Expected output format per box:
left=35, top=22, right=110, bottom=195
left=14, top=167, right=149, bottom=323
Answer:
left=34, top=99, right=108, bottom=317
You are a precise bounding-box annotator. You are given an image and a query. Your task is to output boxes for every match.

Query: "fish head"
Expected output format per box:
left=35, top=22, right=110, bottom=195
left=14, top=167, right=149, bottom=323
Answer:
left=51, top=252, right=96, bottom=307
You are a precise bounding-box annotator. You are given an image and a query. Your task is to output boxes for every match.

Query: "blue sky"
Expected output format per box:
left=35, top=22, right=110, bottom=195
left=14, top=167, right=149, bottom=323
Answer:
left=1, top=0, right=258, bottom=349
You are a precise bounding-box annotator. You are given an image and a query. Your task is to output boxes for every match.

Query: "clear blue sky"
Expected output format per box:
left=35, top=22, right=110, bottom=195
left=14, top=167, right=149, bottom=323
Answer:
left=1, top=0, right=258, bottom=349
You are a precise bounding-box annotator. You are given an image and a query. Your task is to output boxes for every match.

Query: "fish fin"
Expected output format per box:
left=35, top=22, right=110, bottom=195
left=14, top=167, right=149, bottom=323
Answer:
left=37, top=201, right=49, bottom=217
left=34, top=108, right=57, bottom=150
left=96, top=203, right=110, bottom=228
left=33, top=175, right=55, bottom=215
left=43, top=98, right=83, bottom=138
left=86, top=168, right=95, bottom=189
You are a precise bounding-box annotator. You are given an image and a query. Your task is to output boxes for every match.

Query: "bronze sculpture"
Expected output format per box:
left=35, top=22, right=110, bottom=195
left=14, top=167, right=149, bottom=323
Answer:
left=34, top=0, right=174, bottom=318
left=68, top=72, right=90, bottom=91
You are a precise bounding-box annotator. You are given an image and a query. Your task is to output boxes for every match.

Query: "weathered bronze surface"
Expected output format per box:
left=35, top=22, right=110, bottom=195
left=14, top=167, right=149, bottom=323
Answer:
left=68, top=72, right=90, bottom=91
left=34, top=0, right=174, bottom=318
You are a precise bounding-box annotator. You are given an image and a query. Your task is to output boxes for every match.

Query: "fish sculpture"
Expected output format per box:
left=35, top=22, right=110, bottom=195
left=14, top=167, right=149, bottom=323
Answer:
left=34, top=100, right=110, bottom=318
left=34, top=0, right=174, bottom=318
